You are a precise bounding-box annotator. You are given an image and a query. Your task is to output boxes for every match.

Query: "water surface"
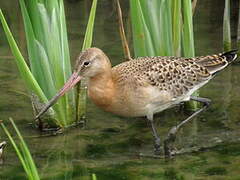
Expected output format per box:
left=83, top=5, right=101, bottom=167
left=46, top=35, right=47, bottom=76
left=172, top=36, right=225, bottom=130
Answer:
left=0, top=0, right=240, bottom=179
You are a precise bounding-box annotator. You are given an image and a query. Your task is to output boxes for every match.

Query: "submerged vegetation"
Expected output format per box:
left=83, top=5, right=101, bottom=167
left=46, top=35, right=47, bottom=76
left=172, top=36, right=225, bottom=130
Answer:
left=0, top=0, right=97, bottom=128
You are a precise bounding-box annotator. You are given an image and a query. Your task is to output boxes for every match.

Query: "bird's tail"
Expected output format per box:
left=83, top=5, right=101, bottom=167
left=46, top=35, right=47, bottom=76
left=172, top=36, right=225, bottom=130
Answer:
left=194, top=50, right=238, bottom=75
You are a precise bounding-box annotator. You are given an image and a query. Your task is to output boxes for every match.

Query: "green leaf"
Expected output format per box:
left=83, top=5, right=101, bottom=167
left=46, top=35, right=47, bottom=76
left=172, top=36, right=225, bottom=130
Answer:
left=77, top=0, right=98, bottom=120
left=130, top=0, right=197, bottom=110
left=172, top=0, right=182, bottom=56
left=182, top=0, right=195, bottom=57
left=2, top=0, right=98, bottom=127
left=130, top=0, right=152, bottom=56
left=0, top=9, right=48, bottom=104
left=223, top=0, right=231, bottom=51
left=82, top=0, right=98, bottom=51
left=18, top=0, right=74, bottom=126
left=1, top=118, right=40, bottom=180
left=10, top=118, right=40, bottom=179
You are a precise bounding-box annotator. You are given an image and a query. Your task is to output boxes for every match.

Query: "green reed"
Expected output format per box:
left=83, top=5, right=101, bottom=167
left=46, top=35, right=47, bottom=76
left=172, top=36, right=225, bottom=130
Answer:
left=1, top=118, right=40, bottom=180
left=130, top=0, right=198, bottom=110
left=223, top=0, right=231, bottom=51
left=0, top=0, right=97, bottom=127
left=77, top=0, right=98, bottom=121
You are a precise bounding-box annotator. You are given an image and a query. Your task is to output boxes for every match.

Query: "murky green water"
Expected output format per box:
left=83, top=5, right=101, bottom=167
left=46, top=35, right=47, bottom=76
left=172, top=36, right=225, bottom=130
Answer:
left=1, top=0, right=240, bottom=179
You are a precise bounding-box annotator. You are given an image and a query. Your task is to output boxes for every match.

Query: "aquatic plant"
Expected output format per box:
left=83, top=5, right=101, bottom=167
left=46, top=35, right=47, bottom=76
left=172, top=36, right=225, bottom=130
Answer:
left=0, top=118, right=40, bottom=180
left=0, top=0, right=97, bottom=128
left=116, top=0, right=132, bottom=60
left=130, top=0, right=198, bottom=110
left=92, top=173, right=97, bottom=180
left=223, top=0, right=231, bottom=51
left=77, top=0, right=98, bottom=121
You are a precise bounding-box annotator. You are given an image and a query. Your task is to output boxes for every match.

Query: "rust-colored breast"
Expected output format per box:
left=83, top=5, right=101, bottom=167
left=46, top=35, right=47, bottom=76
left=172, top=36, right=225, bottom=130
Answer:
left=88, top=74, right=115, bottom=110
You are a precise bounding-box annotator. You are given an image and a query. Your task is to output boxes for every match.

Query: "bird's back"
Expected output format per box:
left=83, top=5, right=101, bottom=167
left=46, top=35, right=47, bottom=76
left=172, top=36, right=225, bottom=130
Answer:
left=108, top=51, right=237, bottom=117
left=112, top=50, right=237, bottom=98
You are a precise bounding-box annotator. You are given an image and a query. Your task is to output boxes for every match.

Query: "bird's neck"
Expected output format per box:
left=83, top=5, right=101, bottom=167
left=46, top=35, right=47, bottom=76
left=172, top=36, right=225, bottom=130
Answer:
left=88, top=69, right=115, bottom=108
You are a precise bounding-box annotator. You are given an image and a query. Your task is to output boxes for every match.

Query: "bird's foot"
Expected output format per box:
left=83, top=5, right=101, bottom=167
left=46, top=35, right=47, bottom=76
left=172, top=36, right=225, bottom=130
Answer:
left=154, top=144, right=161, bottom=155
left=154, top=137, right=161, bottom=155
left=164, top=145, right=179, bottom=159
left=139, top=137, right=162, bottom=158
left=164, top=126, right=178, bottom=158
left=164, top=141, right=179, bottom=159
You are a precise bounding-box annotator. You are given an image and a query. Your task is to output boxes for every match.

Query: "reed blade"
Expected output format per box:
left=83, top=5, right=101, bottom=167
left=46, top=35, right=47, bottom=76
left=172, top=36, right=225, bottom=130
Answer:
left=223, top=0, right=231, bottom=51
left=77, top=0, right=98, bottom=121
left=1, top=118, right=40, bottom=180
left=0, top=9, right=48, bottom=104
left=172, top=0, right=182, bottom=56
left=130, top=0, right=198, bottom=111
left=2, top=0, right=81, bottom=127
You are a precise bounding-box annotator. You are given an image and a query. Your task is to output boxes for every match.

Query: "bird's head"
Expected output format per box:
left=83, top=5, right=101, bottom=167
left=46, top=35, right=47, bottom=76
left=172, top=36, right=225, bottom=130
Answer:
left=35, top=47, right=111, bottom=119
left=74, top=47, right=111, bottom=78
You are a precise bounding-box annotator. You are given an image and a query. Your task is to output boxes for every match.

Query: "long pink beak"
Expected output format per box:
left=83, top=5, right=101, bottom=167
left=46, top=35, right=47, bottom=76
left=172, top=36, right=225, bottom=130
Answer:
left=35, top=72, right=81, bottom=120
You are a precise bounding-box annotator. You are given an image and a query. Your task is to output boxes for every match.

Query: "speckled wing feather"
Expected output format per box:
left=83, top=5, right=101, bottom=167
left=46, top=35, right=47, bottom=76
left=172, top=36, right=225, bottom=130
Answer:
left=185, top=50, right=237, bottom=74
left=112, top=50, right=237, bottom=98
left=141, top=56, right=211, bottom=98
left=112, top=56, right=210, bottom=98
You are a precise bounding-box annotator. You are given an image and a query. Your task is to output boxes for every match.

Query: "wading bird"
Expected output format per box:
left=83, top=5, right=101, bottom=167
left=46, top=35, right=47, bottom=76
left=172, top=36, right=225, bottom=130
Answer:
left=36, top=48, right=237, bottom=157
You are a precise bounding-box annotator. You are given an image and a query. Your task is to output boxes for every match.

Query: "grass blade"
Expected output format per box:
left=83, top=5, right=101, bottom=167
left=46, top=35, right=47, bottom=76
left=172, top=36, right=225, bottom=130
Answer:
left=223, top=0, right=231, bottom=51
left=0, top=124, right=30, bottom=176
left=92, top=174, right=97, bottom=180
left=1, top=119, right=40, bottom=180
left=116, top=0, right=132, bottom=60
left=9, top=118, right=40, bottom=179
left=12, top=0, right=77, bottom=126
left=172, top=0, right=182, bottom=56
left=77, top=0, right=98, bottom=120
left=0, top=9, right=48, bottom=104
left=19, top=0, right=41, bottom=82
left=130, top=0, right=148, bottom=56
left=130, top=0, right=198, bottom=111
left=130, top=0, right=155, bottom=57
left=2, top=0, right=98, bottom=127
left=81, top=0, right=98, bottom=50
left=182, top=0, right=195, bottom=57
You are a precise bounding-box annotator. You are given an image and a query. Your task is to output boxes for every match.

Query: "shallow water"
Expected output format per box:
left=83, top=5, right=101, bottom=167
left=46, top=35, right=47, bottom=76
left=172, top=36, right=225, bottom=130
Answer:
left=0, top=0, right=240, bottom=179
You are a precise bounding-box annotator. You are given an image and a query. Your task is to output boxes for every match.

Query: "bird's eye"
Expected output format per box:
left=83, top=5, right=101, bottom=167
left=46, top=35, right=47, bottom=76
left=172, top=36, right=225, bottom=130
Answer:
left=83, top=61, right=90, bottom=66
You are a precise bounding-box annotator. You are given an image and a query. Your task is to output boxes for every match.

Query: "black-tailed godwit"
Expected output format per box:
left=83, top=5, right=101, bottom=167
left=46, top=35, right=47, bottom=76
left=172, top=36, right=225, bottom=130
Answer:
left=36, top=48, right=238, bottom=157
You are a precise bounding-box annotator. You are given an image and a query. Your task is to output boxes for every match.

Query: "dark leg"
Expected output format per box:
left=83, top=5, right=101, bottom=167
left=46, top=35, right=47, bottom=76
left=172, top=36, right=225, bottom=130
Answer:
left=146, top=112, right=161, bottom=155
left=148, top=119, right=161, bottom=155
left=164, top=96, right=211, bottom=158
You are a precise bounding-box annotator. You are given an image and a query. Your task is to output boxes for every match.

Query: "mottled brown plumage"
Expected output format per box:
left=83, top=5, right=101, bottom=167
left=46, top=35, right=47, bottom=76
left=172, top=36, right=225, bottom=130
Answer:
left=71, top=48, right=237, bottom=120
left=112, top=56, right=210, bottom=98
